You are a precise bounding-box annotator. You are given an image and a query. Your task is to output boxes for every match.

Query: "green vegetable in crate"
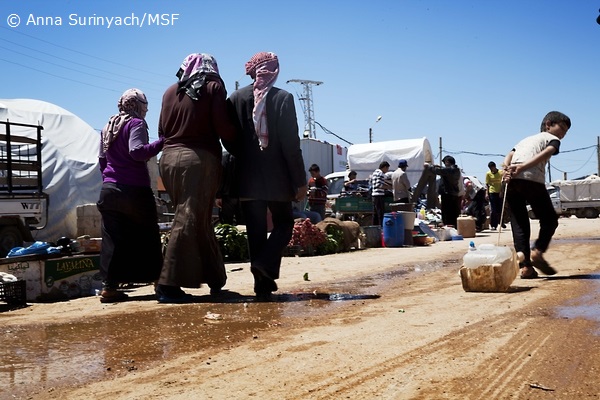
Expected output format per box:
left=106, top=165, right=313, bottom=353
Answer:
left=214, top=224, right=249, bottom=262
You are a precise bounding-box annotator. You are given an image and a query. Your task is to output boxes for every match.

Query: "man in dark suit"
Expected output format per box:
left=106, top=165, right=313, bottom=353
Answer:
left=227, top=52, right=307, bottom=300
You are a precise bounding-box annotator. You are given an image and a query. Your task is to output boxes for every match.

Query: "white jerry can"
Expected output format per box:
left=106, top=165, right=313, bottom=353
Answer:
left=459, top=243, right=519, bottom=292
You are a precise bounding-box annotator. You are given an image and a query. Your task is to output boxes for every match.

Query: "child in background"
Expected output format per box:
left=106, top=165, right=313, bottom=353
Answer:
left=503, top=111, right=571, bottom=279
left=307, top=164, right=328, bottom=220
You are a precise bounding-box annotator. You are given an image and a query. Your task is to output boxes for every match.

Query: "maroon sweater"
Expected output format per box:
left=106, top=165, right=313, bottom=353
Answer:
left=158, top=75, right=236, bottom=159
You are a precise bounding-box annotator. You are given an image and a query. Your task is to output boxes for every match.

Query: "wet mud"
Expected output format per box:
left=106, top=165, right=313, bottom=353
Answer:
left=1, top=240, right=599, bottom=397
left=0, top=257, right=456, bottom=397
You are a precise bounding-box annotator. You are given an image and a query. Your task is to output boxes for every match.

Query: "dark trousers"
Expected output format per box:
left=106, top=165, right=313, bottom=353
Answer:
left=219, top=197, right=244, bottom=225
left=506, top=179, right=558, bottom=264
left=489, top=192, right=502, bottom=228
left=242, top=200, right=294, bottom=280
left=97, top=183, right=162, bottom=286
left=412, top=168, right=438, bottom=209
left=466, top=189, right=487, bottom=230
left=441, top=194, right=461, bottom=227
left=372, top=195, right=386, bottom=226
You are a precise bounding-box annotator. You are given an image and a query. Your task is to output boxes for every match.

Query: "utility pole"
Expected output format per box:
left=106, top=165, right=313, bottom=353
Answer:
left=286, top=79, right=323, bottom=139
left=597, top=136, right=600, bottom=176
left=439, top=137, right=443, bottom=165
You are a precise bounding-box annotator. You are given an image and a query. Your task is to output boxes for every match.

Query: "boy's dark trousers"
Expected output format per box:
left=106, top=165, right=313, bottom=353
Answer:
left=488, top=192, right=502, bottom=228
left=506, top=179, right=558, bottom=262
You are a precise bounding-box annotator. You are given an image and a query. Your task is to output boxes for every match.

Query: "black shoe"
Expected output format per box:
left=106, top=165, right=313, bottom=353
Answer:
left=251, top=265, right=278, bottom=293
left=155, top=284, right=193, bottom=304
left=255, top=291, right=273, bottom=302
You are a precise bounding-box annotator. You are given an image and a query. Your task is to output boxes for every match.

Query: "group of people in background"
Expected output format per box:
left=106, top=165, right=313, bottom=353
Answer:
left=366, top=111, right=570, bottom=281
left=97, top=51, right=306, bottom=303
left=95, top=54, right=571, bottom=303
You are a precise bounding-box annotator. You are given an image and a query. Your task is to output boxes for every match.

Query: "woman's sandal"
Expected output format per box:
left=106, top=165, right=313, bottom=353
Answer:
left=520, top=265, right=539, bottom=279
left=100, top=289, right=129, bottom=303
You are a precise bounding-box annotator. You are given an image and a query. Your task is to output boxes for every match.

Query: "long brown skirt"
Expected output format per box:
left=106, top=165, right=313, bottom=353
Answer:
left=158, top=147, right=225, bottom=289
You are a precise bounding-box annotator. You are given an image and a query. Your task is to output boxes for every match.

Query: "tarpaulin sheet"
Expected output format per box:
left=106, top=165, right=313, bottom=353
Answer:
left=0, top=99, right=102, bottom=241
left=550, top=175, right=600, bottom=202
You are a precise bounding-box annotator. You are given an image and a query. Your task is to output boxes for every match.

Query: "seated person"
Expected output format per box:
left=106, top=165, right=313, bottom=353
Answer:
left=292, top=201, right=322, bottom=224
left=344, top=170, right=360, bottom=192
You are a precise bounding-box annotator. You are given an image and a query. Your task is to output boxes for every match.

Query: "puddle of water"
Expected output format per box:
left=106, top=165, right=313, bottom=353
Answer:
left=556, top=275, right=600, bottom=335
left=553, top=237, right=600, bottom=244
left=0, top=256, right=468, bottom=397
left=0, top=288, right=387, bottom=397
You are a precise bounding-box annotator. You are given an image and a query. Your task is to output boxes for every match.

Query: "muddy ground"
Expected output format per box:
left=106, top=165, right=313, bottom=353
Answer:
left=1, top=217, right=599, bottom=400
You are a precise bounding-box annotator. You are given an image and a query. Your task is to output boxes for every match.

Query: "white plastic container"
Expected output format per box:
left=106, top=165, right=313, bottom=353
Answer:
left=460, top=243, right=518, bottom=292
left=463, top=244, right=512, bottom=269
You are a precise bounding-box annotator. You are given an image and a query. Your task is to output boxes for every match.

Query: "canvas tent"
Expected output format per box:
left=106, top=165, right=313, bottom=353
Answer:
left=347, top=137, right=434, bottom=184
left=0, top=99, right=102, bottom=241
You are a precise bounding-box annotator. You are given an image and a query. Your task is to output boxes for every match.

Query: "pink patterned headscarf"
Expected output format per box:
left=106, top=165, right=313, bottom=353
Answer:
left=101, top=88, right=148, bottom=152
left=176, top=53, right=222, bottom=101
left=177, top=53, right=220, bottom=81
left=245, top=52, right=279, bottom=150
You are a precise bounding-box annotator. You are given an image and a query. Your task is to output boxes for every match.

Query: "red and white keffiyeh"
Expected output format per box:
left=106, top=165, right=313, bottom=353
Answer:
left=245, top=52, right=279, bottom=150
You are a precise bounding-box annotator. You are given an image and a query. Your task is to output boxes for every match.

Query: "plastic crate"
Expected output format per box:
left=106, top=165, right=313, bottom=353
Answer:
left=337, top=196, right=373, bottom=212
left=337, top=196, right=394, bottom=213
left=0, top=280, right=27, bottom=305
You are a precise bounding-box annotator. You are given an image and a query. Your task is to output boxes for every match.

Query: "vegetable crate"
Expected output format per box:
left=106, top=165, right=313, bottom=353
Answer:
left=0, top=280, right=27, bottom=305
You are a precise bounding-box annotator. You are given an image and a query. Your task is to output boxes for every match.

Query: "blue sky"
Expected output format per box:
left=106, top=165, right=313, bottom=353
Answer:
left=1, top=0, right=599, bottom=181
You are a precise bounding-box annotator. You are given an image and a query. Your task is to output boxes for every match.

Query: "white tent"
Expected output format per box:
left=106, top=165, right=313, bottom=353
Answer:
left=0, top=99, right=102, bottom=241
left=347, top=137, right=434, bottom=184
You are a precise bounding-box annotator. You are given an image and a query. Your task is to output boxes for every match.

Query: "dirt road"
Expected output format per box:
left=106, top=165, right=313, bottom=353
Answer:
left=1, top=218, right=599, bottom=399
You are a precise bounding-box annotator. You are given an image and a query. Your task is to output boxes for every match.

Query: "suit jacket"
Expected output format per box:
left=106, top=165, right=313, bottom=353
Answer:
left=227, top=85, right=306, bottom=202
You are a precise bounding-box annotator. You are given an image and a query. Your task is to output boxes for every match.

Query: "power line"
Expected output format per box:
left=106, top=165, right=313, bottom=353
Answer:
left=549, top=148, right=597, bottom=174
left=0, top=37, right=166, bottom=90
left=314, top=121, right=353, bottom=145
left=0, top=25, right=165, bottom=78
left=0, top=44, right=156, bottom=90
left=444, top=149, right=505, bottom=157
left=0, top=57, right=121, bottom=93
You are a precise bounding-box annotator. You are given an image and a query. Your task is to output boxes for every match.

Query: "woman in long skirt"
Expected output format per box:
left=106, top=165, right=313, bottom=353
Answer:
left=97, top=88, right=164, bottom=303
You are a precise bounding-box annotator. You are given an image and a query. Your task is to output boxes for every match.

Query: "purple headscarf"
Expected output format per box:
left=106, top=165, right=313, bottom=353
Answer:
left=245, top=52, right=279, bottom=150
left=101, top=88, right=148, bottom=152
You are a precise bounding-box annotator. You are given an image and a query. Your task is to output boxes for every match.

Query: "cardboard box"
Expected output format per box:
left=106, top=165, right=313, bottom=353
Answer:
left=0, top=254, right=102, bottom=302
left=76, top=237, right=102, bottom=253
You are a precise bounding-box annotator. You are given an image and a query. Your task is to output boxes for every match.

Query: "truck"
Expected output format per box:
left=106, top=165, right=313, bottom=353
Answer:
left=0, top=120, right=49, bottom=256
left=529, top=176, right=600, bottom=219
left=300, top=138, right=348, bottom=178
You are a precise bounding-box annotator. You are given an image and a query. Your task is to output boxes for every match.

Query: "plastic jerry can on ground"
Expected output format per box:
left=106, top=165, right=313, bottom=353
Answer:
left=457, top=215, right=476, bottom=238
left=459, top=243, right=518, bottom=292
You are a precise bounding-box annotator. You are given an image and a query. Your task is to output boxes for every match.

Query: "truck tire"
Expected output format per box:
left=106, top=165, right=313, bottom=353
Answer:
left=583, top=208, right=599, bottom=219
left=0, top=226, right=23, bottom=257
left=575, top=209, right=586, bottom=219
